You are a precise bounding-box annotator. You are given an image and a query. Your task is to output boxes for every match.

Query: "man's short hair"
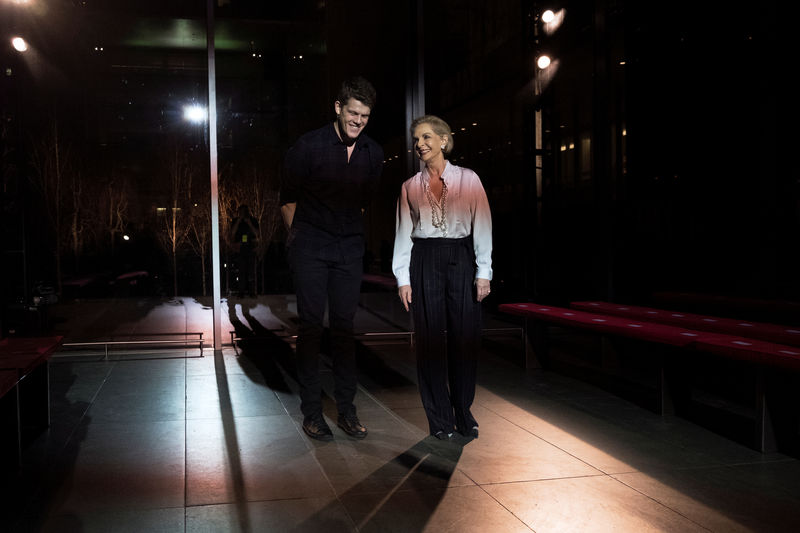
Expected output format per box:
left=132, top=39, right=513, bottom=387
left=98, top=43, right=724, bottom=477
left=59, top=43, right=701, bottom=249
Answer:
left=337, top=76, right=377, bottom=110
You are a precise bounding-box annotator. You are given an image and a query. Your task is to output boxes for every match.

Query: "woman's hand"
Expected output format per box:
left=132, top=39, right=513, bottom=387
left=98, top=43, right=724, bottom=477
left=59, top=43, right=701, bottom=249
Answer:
left=476, top=278, right=491, bottom=302
left=398, top=285, right=412, bottom=312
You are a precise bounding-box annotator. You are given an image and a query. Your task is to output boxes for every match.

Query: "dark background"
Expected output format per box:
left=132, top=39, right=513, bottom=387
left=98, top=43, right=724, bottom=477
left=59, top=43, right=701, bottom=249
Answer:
left=1, top=0, right=791, bottom=332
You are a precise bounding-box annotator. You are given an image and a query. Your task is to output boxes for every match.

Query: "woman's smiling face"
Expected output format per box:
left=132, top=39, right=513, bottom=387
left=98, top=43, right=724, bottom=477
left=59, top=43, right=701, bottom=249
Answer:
left=412, top=123, right=447, bottom=164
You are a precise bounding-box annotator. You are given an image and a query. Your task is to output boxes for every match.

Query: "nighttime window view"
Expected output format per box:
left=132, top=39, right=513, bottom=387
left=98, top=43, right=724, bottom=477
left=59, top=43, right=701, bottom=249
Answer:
left=2, top=1, right=797, bottom=531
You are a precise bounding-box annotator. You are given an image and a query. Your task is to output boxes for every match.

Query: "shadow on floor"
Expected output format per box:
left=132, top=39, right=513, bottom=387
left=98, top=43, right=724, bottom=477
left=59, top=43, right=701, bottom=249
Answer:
left=294, top=436, right=466, bottom=532
left=3, top=363, right=93, bottom=532
left=213, top=350, right=251, bottom=533
left=228, top=302, right=297, bottom=392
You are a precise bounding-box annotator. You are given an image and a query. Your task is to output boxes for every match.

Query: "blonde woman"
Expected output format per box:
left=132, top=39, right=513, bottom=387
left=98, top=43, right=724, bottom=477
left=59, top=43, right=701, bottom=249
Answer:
left=392, top=115, right=492, bottom=440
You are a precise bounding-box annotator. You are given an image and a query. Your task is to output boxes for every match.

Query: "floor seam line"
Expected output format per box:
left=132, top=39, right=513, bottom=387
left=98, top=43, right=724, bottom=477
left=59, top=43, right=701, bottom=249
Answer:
left=481, top=402, right=612, bottom=474
left=608, top=474, right=714, bottom=532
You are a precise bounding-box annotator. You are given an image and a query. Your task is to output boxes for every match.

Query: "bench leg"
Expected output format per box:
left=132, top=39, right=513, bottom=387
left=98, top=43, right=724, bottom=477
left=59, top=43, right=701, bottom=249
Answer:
left=657, top=349, right=691, bottom=416
left=659, top=364, right=676, bottom=416
left=600, top=337, right=620, bottom=369
left=18, top=362, right=51, bottom=438
left=1, top=385, right=22, bottom=476
left=755, top=368, right=777, bottom=453
left=524, top=319, right=549, bottom=371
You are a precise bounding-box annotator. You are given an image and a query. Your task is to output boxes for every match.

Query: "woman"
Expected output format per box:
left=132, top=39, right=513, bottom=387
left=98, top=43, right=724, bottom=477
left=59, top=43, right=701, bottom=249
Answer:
left=392, top=115, right=492, bottom=440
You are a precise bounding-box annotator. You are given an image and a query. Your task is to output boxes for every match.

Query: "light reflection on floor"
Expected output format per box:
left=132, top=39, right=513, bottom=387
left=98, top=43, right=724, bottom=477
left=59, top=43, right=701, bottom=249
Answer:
left=3, top=295, right=799, bottom=532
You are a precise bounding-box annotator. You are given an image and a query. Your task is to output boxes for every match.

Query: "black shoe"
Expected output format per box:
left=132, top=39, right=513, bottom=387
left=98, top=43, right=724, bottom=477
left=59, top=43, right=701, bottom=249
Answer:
left=433, top=431, right=453, bottom=440
left=303, top=414, right=333, bottom=441
left=337, top=413, right=368, bottom=439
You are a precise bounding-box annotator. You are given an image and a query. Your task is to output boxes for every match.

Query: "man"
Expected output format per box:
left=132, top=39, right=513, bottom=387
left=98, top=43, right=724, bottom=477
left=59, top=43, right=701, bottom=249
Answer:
left=230, top=204, right=259, bottom=297
left=280, top=76, right=383, bottom=441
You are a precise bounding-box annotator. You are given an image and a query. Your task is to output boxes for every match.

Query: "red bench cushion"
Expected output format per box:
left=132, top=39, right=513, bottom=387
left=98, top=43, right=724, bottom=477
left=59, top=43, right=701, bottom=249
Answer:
left=0, top=336, right=64, bottom=375
left=571, top=301, right=800, bottom=347
left=498, top=303, right=719, bottom=347
left=693, top=337, right=800, bottom=370
left=499, top=303, right=800, bottom=369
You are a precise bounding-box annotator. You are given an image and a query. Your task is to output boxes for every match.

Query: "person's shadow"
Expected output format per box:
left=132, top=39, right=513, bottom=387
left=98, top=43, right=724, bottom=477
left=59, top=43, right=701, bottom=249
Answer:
left=227, top=301, right=297, bottom=392
left=291, top=435, right=466, bottom=532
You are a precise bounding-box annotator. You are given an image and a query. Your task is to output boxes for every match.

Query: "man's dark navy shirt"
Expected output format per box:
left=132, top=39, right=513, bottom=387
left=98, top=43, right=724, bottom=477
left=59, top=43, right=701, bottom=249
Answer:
left=281, top=123, right=384, bottom=259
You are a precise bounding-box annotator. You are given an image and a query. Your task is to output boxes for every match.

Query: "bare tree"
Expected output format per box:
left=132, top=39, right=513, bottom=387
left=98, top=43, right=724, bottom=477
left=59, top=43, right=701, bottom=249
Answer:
left=217, top=154, right=283, bottom=295
left=157, top=147, right=192, bottom=298
left=28, top=113, right=72, bottom=295
left=67, top=169, right=92, bottom=273
left=218, top=162, right=239, bottom=252
left=187, top=189, right=211, bottom=296
left=218, top=163, right=239, bottom=294
left=242, top=162, right=281, bottom=294
left=100, top=172, right=129, bottom=260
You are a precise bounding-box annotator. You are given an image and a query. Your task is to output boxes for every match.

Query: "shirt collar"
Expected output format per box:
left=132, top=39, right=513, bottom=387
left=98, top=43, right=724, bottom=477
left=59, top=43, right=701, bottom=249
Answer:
left=328, top=122, right=366, bottom=149
left=422, top=160, right=452, bottom=182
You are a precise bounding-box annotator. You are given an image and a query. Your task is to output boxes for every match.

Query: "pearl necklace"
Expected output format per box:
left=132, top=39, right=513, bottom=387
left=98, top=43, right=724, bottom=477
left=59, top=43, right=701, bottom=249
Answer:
left=425, top=178, right=448, bottom=236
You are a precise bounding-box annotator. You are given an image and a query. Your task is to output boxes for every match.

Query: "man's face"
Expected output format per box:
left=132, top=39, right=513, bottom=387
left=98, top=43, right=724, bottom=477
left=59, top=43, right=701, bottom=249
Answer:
left=334, top=98, right=371, bottom=144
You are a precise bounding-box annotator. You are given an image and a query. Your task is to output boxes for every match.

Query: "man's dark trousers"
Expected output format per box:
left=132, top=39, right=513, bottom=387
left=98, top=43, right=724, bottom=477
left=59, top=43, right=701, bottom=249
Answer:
left=289, top=243, right=362, bottom=418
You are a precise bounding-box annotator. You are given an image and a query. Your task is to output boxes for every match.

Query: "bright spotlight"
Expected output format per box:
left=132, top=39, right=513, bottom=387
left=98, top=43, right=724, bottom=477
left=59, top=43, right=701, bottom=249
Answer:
left=123, top=234, right=130, bottom=241
left=183, top=104, right=207, bottom=123
left=11, top=37, right=28, bottom=52
left=537, top=55, right=552, bottom=69
left=542, top=8, right=566, bottom=35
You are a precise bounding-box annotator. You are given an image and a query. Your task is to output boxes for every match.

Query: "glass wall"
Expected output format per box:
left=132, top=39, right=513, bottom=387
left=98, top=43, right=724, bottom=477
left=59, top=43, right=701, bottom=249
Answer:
left=1, top=0, right=789, bottom=336
left=0, top=1, right=410, bottom=312
left=2, top=1, right=213, bottom=311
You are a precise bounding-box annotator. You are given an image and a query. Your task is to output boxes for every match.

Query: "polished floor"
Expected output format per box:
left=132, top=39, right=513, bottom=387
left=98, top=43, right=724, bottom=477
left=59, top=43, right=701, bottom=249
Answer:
left=3, top=294, right=800, bottom=532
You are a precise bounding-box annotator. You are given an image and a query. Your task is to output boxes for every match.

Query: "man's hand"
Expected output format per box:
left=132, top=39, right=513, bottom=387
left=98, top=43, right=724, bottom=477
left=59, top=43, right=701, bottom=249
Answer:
left=280, top=203, right=296, bottom=230
left=398, top=285, right=412, bottom=312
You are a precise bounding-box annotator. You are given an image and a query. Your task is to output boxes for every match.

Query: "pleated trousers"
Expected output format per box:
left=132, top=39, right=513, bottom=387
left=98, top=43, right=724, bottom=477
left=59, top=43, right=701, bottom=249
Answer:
left=410, top=236, right=481, bottom=435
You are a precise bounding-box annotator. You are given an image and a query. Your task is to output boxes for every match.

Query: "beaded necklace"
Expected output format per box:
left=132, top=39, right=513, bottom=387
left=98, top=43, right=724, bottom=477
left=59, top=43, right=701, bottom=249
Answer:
left=425, top=178, right=448, bottom=236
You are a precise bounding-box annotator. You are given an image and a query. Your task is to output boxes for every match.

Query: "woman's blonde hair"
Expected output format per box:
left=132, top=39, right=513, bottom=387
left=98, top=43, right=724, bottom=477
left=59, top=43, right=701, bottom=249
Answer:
left=410, top=115, right=454, bottom=156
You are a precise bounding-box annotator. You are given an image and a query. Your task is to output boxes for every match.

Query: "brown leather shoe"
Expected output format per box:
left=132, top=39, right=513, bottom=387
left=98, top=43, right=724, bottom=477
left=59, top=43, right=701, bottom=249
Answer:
left=303, top=414, right=333, bottom=441
left=337, top=413, right=367, bottom=439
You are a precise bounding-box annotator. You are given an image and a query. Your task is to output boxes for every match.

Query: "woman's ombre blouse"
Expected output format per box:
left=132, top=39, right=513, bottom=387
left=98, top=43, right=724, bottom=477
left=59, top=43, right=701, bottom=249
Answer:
left=392, top=161, right=493, bottom=287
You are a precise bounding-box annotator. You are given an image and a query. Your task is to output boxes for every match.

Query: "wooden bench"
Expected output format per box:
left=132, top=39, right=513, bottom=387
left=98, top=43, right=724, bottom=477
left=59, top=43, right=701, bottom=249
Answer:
left=497, top=303, right=800, bottom=452
left=0, top=336, right=64, bottom=474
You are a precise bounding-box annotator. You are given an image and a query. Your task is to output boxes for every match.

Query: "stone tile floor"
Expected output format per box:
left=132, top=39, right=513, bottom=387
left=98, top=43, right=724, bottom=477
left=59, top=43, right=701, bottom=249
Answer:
left=2, top=295, right=800, bottom=532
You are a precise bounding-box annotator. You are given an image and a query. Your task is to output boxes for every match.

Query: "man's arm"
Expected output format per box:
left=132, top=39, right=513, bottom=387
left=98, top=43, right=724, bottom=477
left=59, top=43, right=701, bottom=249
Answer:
left=280, top=202, right=296, bottom=230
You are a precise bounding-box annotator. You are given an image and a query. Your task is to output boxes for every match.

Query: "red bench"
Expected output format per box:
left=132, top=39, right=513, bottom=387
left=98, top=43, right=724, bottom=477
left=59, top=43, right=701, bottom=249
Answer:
left=652, top=292, right=800, bottom=324
left=497, top=303, right=800, bottom=452
left=571, top=301, right=800, bottom=347
left=0, top=336, right=63, bottom=475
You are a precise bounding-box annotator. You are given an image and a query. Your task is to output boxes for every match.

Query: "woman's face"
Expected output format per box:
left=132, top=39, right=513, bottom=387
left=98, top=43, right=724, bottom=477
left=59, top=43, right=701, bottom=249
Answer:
left=412, top=123, right=447, bottom=164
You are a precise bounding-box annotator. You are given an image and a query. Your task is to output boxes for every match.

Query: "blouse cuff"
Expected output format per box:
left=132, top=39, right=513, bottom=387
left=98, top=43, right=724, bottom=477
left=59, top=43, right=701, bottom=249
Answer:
left=475, top=267, right=492, bottom=281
